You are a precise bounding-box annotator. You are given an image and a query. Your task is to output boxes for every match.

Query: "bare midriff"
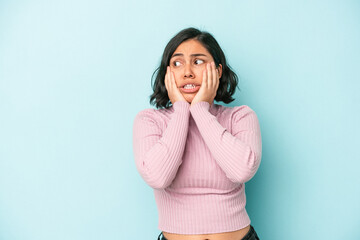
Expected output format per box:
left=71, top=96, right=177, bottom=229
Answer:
left=162, top=225, right=251, bottom=240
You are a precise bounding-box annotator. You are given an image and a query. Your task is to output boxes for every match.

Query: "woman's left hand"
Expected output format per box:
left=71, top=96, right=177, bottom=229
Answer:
left=191, top=61, right=220, bottom=107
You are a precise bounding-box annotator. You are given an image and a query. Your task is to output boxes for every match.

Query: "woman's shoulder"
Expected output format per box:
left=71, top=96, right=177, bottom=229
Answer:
left=217, top=103, right=257, bottom=116
left=216, top=104, right=259, bottom=126
left=133, top=106, right=173, bottom=123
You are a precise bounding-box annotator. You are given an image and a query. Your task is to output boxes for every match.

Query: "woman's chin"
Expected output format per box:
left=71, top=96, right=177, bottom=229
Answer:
left=183, top=95, right=195, bottom=103
left=185, top=98, right=193, bottom=104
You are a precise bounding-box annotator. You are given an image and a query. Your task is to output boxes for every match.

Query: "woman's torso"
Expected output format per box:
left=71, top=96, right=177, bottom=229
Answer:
left=162, top=225, right=251, bottom=240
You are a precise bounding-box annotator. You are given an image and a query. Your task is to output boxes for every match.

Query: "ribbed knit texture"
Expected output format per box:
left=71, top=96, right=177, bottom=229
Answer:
left=132, top=100, right=262, bottom=234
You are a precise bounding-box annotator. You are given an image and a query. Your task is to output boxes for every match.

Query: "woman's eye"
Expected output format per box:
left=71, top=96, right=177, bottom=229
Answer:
left=195, top=59, right=204, bottom=65
left=173, top=61, right=181, bottom=66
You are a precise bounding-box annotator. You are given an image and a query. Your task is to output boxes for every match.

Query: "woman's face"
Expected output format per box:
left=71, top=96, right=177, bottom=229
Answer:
left=169, top=39, right=222, bottom=104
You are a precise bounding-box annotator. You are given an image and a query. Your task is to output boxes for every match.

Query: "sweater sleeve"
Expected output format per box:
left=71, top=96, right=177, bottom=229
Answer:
left=189, top=101, right=262, bottom=183
left=132, top=101, right=190, bottom=189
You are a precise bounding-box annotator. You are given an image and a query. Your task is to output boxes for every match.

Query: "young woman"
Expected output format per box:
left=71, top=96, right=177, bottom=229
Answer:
left=133, top=27, right=262, bottom=240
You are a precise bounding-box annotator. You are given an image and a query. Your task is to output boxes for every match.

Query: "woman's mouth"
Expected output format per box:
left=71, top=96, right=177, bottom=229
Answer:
left=181, top=84, right=200, bottom=93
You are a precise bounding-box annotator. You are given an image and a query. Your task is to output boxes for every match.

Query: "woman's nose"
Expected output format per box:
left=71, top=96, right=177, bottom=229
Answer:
left=184, top=64, right=194, bottom=78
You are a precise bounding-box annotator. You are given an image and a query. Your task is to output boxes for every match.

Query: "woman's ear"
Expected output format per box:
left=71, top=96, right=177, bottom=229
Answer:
left=217, top=64, right=223, bottom=78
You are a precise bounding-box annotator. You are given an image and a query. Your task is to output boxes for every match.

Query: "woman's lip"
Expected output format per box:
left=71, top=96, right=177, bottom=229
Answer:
left=181, top=84, right=200, bottom=87
left=181, top=85, right=200, bottom=93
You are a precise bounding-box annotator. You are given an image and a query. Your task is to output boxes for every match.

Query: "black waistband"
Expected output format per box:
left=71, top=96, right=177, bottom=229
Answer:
left=157, top=225, right=259, bottom=240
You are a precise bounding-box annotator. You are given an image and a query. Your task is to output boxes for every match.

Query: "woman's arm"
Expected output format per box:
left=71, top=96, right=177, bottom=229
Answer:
left=132, top=101, right=190, bottom=189
left=189, top=101, right=262, bottom=183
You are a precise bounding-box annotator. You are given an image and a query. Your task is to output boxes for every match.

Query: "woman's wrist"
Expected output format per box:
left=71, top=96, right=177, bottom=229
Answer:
left=173, top=100, right=190, bottom=110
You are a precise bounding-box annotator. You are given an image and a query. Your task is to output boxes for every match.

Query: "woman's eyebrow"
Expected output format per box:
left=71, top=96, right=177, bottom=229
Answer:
left=171, top=53, right=208, bottom=58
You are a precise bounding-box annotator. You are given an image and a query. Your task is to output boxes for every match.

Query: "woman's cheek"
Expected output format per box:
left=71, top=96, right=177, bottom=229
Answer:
left=198, top=67, right=205, bottom=81
left=174, top=72, right=181, bottom=83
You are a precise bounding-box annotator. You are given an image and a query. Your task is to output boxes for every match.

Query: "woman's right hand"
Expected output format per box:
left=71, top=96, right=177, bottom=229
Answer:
left=164, top=66, right=187, bottom=105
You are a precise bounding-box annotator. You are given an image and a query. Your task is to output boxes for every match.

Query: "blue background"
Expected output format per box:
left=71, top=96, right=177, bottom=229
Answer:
left=1, top=0, right=359, bottom=239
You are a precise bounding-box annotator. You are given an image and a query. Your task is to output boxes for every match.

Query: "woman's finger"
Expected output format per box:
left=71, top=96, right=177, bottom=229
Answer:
left=168, top=67, right=172, bottom=89
left=210, top=62, right=216, bottom=88
left=168, top=66, right=174, bottom=91
left=164, top=68, right=168, bottom=90
left=215, top=67, right=220, bottom=89
left=165, top=67, right=169, bottom=90
left=170, top=69, right=176, bottom=89
left=202, top=67, right=207, bottom=89
left=170, top=68, right=179, bottom=95
left=207, top=62, right=212, bottom=89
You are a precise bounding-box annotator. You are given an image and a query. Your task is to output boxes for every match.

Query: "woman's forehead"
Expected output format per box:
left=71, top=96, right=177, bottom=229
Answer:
left=172, top=39, right=211, bottom=58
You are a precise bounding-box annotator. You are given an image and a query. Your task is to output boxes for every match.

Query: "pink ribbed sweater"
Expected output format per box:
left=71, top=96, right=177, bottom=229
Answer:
left=132, top=100, right=262, bottom=234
